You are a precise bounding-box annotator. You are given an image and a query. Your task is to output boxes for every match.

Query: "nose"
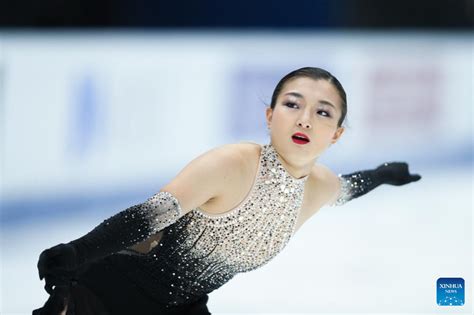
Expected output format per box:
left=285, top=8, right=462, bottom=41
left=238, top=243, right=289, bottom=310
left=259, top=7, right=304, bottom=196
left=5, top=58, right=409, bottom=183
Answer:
left=297, top=121, right=311, bottom=129
left=297, top=111, right=312, bottom=129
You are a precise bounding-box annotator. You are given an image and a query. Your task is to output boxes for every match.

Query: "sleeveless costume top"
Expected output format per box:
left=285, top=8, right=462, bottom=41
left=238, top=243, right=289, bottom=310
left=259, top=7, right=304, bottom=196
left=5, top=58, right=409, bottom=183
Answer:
left=110, top=143, right=309, bottom=308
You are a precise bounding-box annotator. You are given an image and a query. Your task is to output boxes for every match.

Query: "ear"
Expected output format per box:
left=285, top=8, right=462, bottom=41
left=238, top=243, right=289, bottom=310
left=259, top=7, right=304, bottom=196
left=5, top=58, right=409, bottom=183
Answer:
left=331, top=126, right=345, bottom=144
left=265, top=107, right=273, bottom=128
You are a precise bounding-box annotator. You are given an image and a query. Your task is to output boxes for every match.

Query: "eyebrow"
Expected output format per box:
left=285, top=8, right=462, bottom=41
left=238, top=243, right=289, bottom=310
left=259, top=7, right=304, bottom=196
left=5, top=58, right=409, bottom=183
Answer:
left=283, top=92, right=337, bottom=110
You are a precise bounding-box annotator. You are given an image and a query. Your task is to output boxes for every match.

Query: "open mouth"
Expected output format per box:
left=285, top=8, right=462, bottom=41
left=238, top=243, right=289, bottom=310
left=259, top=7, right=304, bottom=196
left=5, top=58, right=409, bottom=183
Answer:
left=291, top=135, right=310, bottom=144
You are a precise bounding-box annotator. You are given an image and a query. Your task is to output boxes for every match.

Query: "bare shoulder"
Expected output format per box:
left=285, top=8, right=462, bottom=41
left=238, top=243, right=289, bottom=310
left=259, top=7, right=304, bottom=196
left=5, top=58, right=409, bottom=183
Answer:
left=311, top=163, right=338, bottom=184
left=233, top=141, right=262, bottom=167
left=160, top=143, right=249, bottom=213
left=205, top=142, right=260, bottom=169
left=294, top=163, right=341, bottom=232
left=307, top=163, right=341, bottom=208
left=213, top=142, right=262, bottom=191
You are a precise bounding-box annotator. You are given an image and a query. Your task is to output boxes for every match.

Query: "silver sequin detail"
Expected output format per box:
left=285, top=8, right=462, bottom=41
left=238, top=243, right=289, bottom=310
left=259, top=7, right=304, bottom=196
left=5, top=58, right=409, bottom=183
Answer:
left=110, top=191, right=183, bottom=249
left=119, top=143, right=309, bottom=307
left=141, top=191, right=183, bottom=233
left=330, top=173, right=374, bottom=206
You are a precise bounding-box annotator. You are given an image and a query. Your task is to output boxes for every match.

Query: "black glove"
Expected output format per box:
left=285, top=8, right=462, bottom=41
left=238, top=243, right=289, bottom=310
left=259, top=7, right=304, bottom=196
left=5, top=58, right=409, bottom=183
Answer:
left=333, top=161, right=421, bottom=206
left=37, top=243, right=79, bottom=295
left=36, top=191, right=182, bottom=294
left=374, top=161, right=421, bottom=186
left=33, top=283, right=109, bottom=315
left=32, top=285, right=73, bottom=315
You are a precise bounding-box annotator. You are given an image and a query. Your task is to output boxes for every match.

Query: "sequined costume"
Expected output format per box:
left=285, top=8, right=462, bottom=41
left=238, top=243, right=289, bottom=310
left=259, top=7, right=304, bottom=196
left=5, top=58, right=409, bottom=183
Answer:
left=82, top=143, right=309, bottom=311
left=36, top=142, right=418, bottom=314
left=331, top=172, right=376, bottom=206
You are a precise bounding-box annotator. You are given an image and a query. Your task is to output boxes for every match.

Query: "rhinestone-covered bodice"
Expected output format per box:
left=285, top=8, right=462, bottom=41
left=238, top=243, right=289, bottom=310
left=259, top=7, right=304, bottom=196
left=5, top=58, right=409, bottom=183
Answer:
left=112, top=143, right=309, bottom=308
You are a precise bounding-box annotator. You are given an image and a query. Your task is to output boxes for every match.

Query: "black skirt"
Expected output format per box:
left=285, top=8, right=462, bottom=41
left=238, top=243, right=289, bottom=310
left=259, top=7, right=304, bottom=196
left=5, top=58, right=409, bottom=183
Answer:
left=33, top=258, right=212, bottom=315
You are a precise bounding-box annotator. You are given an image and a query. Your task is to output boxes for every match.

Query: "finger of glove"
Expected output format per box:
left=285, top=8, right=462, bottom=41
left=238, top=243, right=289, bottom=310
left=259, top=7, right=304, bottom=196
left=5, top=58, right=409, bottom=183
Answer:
left=44, top=274, right=56, bottom=295
left=410, top=174, right=421, bottom=182
left=38, top=249, right=62, bottom=280
left=44, top=274, right=67, bottom=295
left=41, top=253, right=79, bottom=284
left=44, top=282, right=54, bottom=295
left=38, top=251, right=51, bottom=280
left=393, top=163, right=411, bottom=181
left=40, top=288, right=69, bottom=315
left=393, top=162, right=408, bottom=173
left=395, top=174, right=420, bottom=185
left=44, top=272, right=77, bottom=295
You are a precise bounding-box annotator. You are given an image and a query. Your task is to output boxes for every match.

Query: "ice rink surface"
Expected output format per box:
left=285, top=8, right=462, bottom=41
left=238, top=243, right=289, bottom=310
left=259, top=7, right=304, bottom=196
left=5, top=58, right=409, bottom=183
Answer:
left=1, top=166, right=472, bottom=314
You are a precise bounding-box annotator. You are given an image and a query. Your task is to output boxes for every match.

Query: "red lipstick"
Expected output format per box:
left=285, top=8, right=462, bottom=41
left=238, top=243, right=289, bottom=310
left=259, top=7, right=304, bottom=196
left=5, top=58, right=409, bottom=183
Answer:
left=291, top=132, right=310, bottom=144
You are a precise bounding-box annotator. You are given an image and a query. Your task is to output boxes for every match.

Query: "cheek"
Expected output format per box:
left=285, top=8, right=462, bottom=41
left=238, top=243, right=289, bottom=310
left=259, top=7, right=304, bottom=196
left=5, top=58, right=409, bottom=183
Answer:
left=316, top=118, right=337, bottom=128
left=271, top=110, right=290, bottom=126
left=314, top=126, right=336, bottom=140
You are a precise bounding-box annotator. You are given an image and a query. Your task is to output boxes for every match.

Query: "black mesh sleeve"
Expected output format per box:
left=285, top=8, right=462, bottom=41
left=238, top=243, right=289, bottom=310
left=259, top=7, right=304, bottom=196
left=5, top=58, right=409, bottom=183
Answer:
left=70, top=191, right=183, bottom=265
left=329, top=162, right=421, bottom=207
left=330, top=169, right=381, bottom=206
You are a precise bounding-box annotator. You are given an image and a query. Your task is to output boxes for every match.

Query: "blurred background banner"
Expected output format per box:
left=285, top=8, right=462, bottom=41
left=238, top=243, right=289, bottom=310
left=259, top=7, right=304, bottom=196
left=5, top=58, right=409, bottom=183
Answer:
left=1, top=32, right=472, bottom=223
left=0, top=0, right=472, bottom=314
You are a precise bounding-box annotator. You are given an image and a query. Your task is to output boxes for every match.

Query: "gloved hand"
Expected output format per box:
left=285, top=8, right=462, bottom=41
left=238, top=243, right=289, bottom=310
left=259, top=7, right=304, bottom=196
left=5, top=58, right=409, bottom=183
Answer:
left=33, top=282, right=109, bottom=315
left=374, top=162, right=421, bottom=186
left=32, top=285, right=73, bottom=315
left=36, top=191, right=183, bottom=294
left=37, top=243, right=79, bottom=295
left=333, top=161, right=422, bottom=206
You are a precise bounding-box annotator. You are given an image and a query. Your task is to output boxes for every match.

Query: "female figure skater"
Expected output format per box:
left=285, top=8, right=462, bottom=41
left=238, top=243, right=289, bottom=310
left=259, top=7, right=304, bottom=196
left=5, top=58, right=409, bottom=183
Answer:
left=34, top=67, right=421, bottom=314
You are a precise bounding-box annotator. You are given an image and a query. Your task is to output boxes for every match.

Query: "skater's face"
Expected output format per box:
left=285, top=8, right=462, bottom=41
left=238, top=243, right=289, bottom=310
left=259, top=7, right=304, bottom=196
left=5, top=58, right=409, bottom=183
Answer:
left=266, top=77, right=345, bottom=165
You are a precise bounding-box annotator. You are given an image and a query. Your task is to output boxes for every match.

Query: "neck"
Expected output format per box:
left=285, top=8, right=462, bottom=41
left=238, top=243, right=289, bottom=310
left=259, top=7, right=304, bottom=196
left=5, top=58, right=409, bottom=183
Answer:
left=270, top=143, right=313, bottom=179
left=277, top=155, right=312, bottom=179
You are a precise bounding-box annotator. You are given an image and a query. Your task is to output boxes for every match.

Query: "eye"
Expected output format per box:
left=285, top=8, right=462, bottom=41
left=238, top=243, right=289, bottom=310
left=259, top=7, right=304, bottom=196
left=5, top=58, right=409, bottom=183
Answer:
left=318, top=110, right=331, bottom=118
left=284, top=102, right=299, bottom=109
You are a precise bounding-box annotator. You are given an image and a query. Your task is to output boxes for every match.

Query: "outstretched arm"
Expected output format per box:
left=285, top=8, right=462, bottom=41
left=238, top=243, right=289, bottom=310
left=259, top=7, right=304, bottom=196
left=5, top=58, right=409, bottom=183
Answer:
left=328, top=162, right=421, bottom=207
left=37, top=144, right=244, bottom=294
